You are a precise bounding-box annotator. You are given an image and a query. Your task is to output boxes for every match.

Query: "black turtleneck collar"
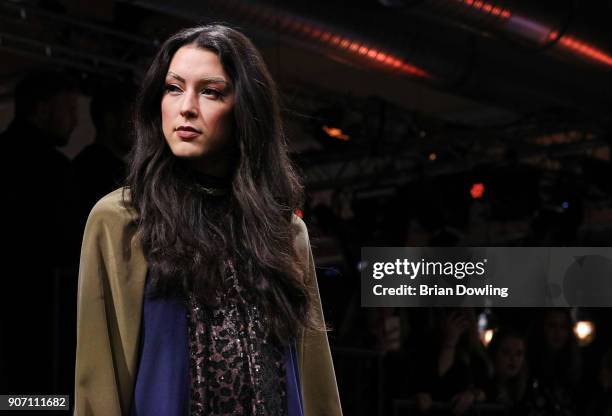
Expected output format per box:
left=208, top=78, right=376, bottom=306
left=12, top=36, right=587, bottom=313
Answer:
left=190, top=169, right=232, bottom=196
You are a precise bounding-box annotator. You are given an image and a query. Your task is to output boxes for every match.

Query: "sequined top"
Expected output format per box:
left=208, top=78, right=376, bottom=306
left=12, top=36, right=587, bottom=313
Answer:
left=186, top=261, right=287, bottom=415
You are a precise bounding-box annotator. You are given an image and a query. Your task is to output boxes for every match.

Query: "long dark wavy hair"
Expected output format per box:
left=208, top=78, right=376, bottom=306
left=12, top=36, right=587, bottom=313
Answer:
left=124, top=24, right=317, bottom=344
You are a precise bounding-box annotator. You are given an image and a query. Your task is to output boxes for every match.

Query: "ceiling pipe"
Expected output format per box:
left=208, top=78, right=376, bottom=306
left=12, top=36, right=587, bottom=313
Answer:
left=123, top=0, right=472, bottom=84
left=126, top=0, right=612, bottom=117
left=384, top=0, right=612, bottom=69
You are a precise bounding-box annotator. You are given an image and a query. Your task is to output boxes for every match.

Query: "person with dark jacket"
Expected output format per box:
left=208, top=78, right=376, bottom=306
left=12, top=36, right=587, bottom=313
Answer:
left=414, top=308, right=491, bottom=415
left=0, top=70, right=80, bottom=399
left=73, top=85, right=135, bottom=229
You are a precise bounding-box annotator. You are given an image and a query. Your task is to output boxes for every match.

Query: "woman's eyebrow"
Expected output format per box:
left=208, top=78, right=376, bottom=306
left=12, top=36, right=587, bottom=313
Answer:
left=167, top=71, right=228, bottom=85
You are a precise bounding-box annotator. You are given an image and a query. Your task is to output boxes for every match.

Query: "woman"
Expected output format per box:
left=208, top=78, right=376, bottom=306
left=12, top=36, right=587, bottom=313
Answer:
left=523, top=308, right=581, bottom=416
left=486, top=330, right=528, bottom=412
left=74, top=24, right=342, bottom=416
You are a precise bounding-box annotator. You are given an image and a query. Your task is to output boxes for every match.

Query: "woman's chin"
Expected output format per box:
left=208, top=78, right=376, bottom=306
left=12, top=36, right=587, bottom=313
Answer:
left=170, top=146, right=206, bottom=160
left=174, top=152, right=203, bottom=160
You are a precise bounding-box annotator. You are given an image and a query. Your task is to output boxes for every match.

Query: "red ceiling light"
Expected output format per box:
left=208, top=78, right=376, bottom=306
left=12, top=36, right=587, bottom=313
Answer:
left=458, top=0, right=512, bottom=20
left=399, top=62, right=430, bottom=77
left=271, top=15, right=431, bottom=78
left=376, top=53, right=387, bottom=62
left=401, top=63, right=419, bottom=75
left=322, top=125, right=350, bottom=141
left=548, top=30, right=612, bottom=66
left=470, top=183, right=485, bottom=199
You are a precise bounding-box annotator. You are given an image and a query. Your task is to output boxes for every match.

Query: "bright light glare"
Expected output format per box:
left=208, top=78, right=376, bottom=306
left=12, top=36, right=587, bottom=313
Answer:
left=573, top=320, right=595, bottom=346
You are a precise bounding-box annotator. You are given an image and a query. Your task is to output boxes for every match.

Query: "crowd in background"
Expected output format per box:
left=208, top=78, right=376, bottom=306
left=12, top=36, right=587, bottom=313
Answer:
left=345, top=307, right=612, bottom=416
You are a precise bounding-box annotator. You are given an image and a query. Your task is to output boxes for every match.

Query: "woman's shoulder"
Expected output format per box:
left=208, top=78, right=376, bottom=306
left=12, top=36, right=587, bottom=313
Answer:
left=291, top=213, right=307, bottom=236
left=291, top=213, right=311, bottom=261
left=86, top=187, right=138, bottom=229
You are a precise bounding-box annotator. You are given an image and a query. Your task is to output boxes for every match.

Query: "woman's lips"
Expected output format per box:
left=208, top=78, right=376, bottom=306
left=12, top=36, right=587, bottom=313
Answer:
left=176, top=129, right=200, bottom=139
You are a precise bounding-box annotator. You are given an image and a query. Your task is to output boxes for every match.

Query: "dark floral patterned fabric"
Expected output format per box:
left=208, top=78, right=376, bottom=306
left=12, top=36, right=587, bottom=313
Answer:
left=186, top=261, right=287, bottom=415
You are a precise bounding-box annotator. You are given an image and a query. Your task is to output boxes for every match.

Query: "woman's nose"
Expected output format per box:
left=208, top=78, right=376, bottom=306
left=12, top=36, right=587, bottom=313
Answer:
left=180, top=91, right=199, bottom=118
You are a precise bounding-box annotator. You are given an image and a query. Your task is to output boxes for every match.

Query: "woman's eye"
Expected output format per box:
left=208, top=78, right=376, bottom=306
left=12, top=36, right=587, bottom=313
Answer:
left=201, top=88, right=222, bottom=98
left=164, top=84, right=182, bottom=94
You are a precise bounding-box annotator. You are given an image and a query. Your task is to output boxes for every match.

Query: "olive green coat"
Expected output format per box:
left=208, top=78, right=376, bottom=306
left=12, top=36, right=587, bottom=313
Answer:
left=74, top=188, right=342, bottom=416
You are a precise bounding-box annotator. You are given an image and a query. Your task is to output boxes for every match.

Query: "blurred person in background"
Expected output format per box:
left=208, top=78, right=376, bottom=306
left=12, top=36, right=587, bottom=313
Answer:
left=413, top=308, right=491, bottom=415
left=486, top=330, right=528, bottom=414
left=524, top=308, right=582, bottom=416
left=74, top=84, right=135, bottom=229
left=0, top=70, right=80, bottom=398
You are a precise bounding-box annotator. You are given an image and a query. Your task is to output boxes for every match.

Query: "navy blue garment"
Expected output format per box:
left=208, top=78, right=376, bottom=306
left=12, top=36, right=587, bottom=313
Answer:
left=131, top=272, right=304, bottom=416
left=285, top=341, right=305, bottom=416
left=131, top=274, right=190, bottom=416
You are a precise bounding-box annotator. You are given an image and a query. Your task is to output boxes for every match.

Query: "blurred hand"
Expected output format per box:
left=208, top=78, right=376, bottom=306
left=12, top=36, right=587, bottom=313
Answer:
left=443, top=311, right=469, bottom=347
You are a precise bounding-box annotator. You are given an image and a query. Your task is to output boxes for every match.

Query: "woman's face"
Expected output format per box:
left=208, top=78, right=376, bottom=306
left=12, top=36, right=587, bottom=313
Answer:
left=543, top=311, right=570, bottom=350
left=161, top=44, right=235, bottom=175
left=494, top=336, right=525, bottom=379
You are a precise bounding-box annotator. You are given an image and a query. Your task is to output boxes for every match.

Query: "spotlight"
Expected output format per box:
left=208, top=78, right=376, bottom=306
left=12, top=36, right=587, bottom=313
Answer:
left=482, top=329, right=495, bottom=346
left=478, top=309, right=497, bottom=346
left=573, top=320, right=595, bottom=346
